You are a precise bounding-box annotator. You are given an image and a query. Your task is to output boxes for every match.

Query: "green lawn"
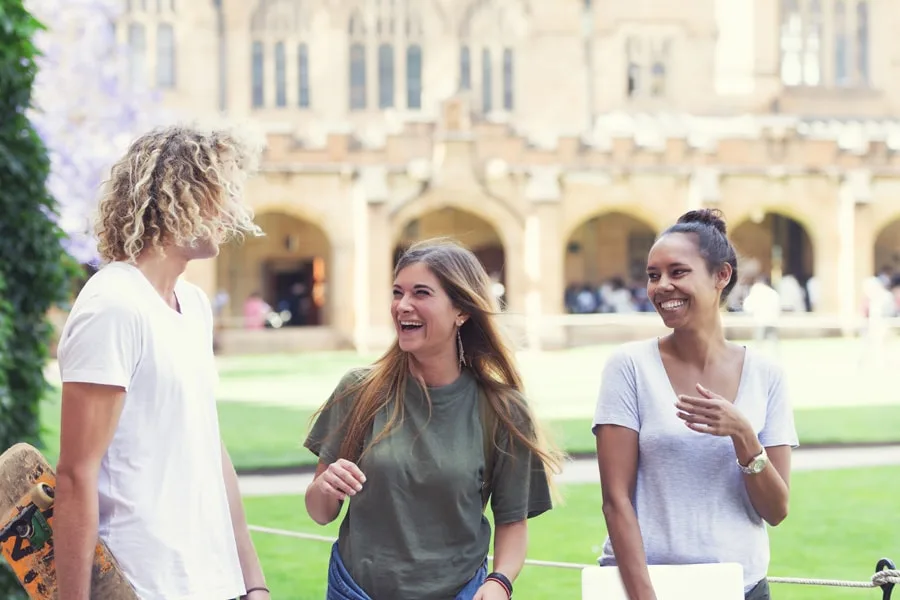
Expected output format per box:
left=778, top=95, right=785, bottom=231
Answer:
left=34, top=337, right=900, bottom=471
left=244, top=466, right=900, bottom=600
left=28, top=340, right=900, bottom=600
left=211, top=337, right=900, bottom=415
left=34, top=391, right=900, bottom=472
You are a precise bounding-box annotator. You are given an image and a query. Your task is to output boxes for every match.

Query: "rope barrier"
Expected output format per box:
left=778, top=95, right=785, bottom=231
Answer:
left=247, top=524, right=897, bottom=596
left=769, top=572, right=899, bottom=589
left=247, top=525, right=591, bottom=571
left=249, top=525, right=336, bottom=544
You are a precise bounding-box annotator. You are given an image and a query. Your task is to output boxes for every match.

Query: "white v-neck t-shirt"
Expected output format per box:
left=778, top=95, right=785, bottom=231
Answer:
left=592, top=338, right=799, bottom=592
left=57, top=262, right=244, bottom=600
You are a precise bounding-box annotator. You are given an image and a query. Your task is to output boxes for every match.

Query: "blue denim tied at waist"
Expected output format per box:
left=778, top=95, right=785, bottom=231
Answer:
left=327, top=542, right=371, bottom=600
left=326, top=542, right=488, bottom=600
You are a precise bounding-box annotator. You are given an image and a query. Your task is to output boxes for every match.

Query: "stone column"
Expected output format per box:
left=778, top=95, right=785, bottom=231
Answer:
left=689, top=167, right=721, bottom=211
left=330, top=239, right=356, bottom=347
left=329, top=170, right=366, bottom=348
left=854, top=205, right=875, bottom=315
left=534, top=201, right=566, bottom=349
left=354, top=167, right=394, bottom=354
left=836, top=179, right=857, bottom=333
left=502, top=227, right=526, bottom=316
left=522, top=213, right=542, bottom=352
left=525, top=167, right=565, bottom=350
left=361, top=201, right=394, bottom=353
left=752, top=0, right=782, bottom=107
left=351, top=171, right=371, bottom=354
left=839, top=169, right=874, bottom=333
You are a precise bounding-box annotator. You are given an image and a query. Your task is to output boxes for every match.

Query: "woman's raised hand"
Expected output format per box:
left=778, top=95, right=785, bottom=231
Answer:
left=315, top=458, right=367, bottom=502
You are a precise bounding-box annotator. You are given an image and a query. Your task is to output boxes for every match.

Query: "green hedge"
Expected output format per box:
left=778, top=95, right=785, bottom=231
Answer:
left=0, top=1, right=76, bottom=596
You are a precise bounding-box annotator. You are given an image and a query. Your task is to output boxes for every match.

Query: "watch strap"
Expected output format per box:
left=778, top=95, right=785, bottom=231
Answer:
left=737, top=447, right=767, bottom=474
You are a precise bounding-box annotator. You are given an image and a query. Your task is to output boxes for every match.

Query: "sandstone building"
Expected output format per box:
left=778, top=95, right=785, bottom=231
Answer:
left=115, top=0, right=900, bottom=350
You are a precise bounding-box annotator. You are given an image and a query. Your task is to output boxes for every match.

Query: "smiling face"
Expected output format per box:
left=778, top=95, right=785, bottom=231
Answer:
left=646, top=232, right=732, bottom=330
left=392, top=261, right=467, bottom=361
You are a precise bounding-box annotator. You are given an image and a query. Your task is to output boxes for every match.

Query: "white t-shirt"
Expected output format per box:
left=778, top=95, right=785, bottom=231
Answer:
left=57, top=262, right=244, bottom=600
left=592, top=339, right=799, bottom=592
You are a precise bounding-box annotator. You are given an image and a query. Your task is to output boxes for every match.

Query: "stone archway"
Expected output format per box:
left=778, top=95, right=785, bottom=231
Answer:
left=874, top=218, right=900, bottom=280
left=732, top=211, right=815, bottom=311
left=393, top=207, right=508, bottom=306
left=217, top=211, right=332, bottom=327
left=562, top=211, right=658, bottom=313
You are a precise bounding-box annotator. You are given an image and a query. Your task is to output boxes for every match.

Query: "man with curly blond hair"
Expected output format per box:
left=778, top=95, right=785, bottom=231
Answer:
left=53, top=125, right=270, bottom=600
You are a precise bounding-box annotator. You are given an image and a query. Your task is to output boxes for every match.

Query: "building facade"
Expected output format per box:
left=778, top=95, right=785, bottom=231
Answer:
left=116, top=0, right=900, bottom=351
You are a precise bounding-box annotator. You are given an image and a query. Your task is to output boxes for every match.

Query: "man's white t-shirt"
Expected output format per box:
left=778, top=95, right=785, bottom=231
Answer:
left=57, top=262, right=245, bottom=600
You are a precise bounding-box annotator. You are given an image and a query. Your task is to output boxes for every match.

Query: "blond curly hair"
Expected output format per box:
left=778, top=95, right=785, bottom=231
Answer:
left=95, top=125, right=264, bottom=263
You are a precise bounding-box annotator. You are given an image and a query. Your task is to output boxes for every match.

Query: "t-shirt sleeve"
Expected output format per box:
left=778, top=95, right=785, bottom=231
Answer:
left=488, top=400, right=554, bottom=525
left=592, top=348, right=640, bottom=435
left=58, top=299, right=142, bottom=391
left=758, top=362, right=800, bottom=448
left=303, top=368, right=368, bottom=464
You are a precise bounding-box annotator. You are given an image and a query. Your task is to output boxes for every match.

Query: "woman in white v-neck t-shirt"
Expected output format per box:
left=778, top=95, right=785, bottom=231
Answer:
left=593, top=209, right=798, bottom=600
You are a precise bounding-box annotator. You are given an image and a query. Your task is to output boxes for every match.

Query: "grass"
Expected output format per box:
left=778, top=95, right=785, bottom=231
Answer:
left=243, top=466, right=900, bottom=600
left=547, top=405, right=900, bottom=457
left=33, top=391, right=900, bottom=472
left=211, top=337, right=900, bottom=414
left=34, top=337, right=900, bottom=471
left=28, top=340, right=900, bottom=600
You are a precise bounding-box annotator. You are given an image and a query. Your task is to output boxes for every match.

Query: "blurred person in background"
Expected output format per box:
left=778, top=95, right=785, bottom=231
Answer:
left=859, top=274, right=895, bottom=370
left=743, top=276, right=782, bottom=357
left=243, top=291, right=271, bottom=330
left=776, top=274, right=805, bottom=313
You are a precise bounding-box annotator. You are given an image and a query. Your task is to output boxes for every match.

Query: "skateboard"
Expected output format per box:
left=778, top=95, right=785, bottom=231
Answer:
left=0, top=443, right=137, bottom=599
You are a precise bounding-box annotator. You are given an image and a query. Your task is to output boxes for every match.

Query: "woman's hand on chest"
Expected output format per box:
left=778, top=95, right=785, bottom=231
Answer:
left=675, top=383, right=753, bottom=439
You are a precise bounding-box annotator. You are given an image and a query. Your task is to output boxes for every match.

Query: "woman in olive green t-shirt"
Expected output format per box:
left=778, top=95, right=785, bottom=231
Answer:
left=304, top=239, right=563, bottom=600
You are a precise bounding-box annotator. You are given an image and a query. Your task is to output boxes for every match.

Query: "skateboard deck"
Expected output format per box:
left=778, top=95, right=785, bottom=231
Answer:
left=0, top=443, right=137, bottom=599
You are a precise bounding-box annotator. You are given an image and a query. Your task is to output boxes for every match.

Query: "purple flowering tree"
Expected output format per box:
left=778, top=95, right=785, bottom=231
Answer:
left=26, top=0, right=169, bottom=265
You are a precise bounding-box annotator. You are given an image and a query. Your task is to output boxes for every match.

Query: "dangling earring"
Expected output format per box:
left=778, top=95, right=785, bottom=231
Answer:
left=457, top=325, right=465, bottom=368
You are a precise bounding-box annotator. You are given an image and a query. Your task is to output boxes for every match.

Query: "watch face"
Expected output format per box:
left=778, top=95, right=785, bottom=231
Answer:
left=749, top=458, right=766, bottom=473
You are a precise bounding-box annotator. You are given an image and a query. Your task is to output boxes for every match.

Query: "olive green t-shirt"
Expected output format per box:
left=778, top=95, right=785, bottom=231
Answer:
left=304, top=368, right=553, bottom=600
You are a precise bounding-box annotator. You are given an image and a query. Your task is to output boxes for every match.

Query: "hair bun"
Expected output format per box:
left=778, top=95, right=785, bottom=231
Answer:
left=676, top=208, right=727, bottom=236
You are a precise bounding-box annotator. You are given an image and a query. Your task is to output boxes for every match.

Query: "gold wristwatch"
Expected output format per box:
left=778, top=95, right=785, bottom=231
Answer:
left=737, top=447, right=769, bottom=475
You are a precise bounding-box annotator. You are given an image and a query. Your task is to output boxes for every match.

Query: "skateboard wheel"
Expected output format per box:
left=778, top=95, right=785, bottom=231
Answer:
left=31, top=483, right=54, bottom=511
left=15, top=522, right=33, bottom=538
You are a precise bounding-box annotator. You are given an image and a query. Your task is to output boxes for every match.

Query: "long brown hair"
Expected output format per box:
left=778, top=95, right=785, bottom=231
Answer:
left=314, top=238, right=564, bottom=487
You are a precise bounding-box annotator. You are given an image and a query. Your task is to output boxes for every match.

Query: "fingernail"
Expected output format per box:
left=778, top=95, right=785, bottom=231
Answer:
left=356, top=484, right=363, bottom=491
